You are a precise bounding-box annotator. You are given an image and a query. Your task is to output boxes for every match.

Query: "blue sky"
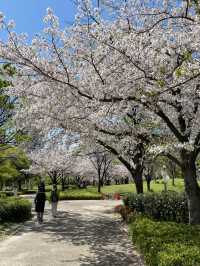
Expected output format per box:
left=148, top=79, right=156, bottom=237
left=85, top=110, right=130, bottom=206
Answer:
left=0, top=0, right=77, bottom=38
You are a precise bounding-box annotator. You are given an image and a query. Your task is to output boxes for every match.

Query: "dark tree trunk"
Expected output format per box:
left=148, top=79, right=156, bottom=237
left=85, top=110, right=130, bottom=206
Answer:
left=172, top=175, right=175, bottom=186
left=61, top=178, right=65, bottom=191
left=50, top=172, right=58, bottom=188
left=147, top=179, right=151, bottom=192
left=18, top=180, right=22, bottom=191
left=131, top=166, right=143, bottom=194
left=181, top=151, right=200, bottom=224
left=145, top=173, right=152, bottom=192
left=52, top=184, right=57, bottom=190
left=0, top=181, right=3, bottom=190
left=135, top=178, right=143, bottom=194
left=171, top=164, right=176, bottom=186
left=98, top=170, right=101, bottom=193
left=96, top=138, right=146, bottom=194
left=98, top=181, right=101, bottom=193
left=132, top=143, right=144, bottom=194
left=168, top=160, right=176, bottom=186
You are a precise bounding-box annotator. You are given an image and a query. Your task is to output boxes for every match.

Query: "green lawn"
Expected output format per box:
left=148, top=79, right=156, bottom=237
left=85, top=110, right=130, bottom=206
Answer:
left=101, top=179, right=184, bottom=194
left=44, top=179, right=185, bottom=200
left=28, top=179, right=185, bottom=200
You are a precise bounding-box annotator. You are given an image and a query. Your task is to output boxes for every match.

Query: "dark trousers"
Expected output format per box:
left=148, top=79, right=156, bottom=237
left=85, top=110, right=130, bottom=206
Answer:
left=37, top=212, right=44, bottom=223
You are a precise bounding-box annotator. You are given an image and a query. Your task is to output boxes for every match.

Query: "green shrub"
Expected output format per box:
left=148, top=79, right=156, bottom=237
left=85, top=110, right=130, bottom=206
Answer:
left=18, top=189, right=36, bottom=195
left=46, top=189, right=102, bottom=201
left=56, top=194, right=102, bottom=200
left=0, top=191, right=14, bottom=197
left=130, top=216, right=200, bottom=266
left=0, top=192, right=7, bottom=198
left=158, top=243, right=200, bottom=266
left=22, top=187, right=101, bottom=201
left=0, top=198, right=32, bottom=222
left=44, top=188, right=52, bottom=192
left=124, top=191, right=188, bottom=223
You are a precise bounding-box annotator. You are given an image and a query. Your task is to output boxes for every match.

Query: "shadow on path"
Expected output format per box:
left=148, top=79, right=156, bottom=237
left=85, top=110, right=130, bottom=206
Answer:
left=15, top=208, right=143, bottom=266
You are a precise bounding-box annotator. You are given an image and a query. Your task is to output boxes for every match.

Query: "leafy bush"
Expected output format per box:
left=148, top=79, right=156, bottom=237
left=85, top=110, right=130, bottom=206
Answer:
left=0, top=192, right=6, bottom=198
left=124, top=191, right=188, bottom=223
left=46, top=190, right=102, bottom=201
left=0, top=197, right=32, bottom=222
left=44, top=188, right=52, bottom=192
left=0, top=191, right=14, bottom=197
left=19, top=189, right=36, bottom=195
left=57, top=194, right=102, bottom=200
left=130, top=216, right=200, bottom=266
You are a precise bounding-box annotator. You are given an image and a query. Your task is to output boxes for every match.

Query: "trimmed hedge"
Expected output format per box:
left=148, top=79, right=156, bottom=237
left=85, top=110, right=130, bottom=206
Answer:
left=46, top=190, right=102, bottom=201
left=0, top=191, right=14, bottom=197
left=0, top=198, right=32, bottom=222
left=54, top=193, right=102, bottom=201
left=18, top=190, right=36, bottom=195
left=130, top=216, right=200, bottom=266
left=123, top=191, right=188, bottom=223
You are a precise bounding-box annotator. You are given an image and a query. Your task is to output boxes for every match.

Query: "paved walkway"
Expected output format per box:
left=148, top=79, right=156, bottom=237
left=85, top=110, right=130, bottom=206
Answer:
left=0, top=200, right=143, bottom=266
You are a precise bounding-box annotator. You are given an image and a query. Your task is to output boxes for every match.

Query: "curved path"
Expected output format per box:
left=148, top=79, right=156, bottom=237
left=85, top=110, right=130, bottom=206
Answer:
left=0, top=200, right=143, bottom=266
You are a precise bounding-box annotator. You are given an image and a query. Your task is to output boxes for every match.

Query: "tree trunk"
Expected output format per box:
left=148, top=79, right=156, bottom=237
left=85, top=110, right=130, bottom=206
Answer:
left=172, top=175, right=175, bottom=186
left=131, top=167, right=143, bottom=194
left=147, top=180, right=151, bottom=192
left=52, top=183, right=57, bottom=190
left=181, top=151, right=200, bottom=224
left=98, top=181, right=101, bottom=193
left=0, top=181, right=3, bottom=190
left=29, top=179, right=33, bottom=190
left=18, top=180, right=22, bottom=191
left=98, top=170, right=101, bottom=193
left=135, top=178, right=143, bottom=194
left=61, top=178, right=65, bottom=191
left=164, top=183, right=167, bottom=192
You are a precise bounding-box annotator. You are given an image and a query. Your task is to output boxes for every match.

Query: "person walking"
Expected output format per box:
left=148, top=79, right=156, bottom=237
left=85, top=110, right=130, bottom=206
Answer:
left=34, top=184, right=46, bottom=224
left=50, top=185, right=59, bottom=217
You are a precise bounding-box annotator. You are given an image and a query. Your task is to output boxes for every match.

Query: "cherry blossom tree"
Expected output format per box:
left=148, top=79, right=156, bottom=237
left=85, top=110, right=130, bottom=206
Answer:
left=88, top=145, right=112, bottom=192
left=28, top=145, right=76, bottom=188
left=1, top=0, right=200, bottom=223
left=73, top=0, right=200, bottom=224
left=94, top=103, right=155, bottom=193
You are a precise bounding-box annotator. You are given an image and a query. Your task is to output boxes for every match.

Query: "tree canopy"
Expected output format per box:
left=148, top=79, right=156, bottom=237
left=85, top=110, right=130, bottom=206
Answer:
left=1, top=0, right=200, bottom=223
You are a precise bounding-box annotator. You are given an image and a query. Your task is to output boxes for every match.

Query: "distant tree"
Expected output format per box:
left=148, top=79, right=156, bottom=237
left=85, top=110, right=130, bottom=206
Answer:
left=28, top=145, right=76, bottom=189
left=89, top=146, right=112, bottom=193
left=0, top=145, right=30, bottom=190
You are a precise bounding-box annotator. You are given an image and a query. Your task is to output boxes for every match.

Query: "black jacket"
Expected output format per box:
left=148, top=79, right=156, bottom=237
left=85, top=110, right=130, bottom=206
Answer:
left=35, top=192, right=46, bottom=212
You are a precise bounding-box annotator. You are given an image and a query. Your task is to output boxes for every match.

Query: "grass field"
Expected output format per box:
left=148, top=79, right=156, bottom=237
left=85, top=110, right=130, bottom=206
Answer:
left=101, top=179, right=184, bottom=194
left=45, top=179, right=185, bottom=200
left=27, top=179, right=185, bottom=200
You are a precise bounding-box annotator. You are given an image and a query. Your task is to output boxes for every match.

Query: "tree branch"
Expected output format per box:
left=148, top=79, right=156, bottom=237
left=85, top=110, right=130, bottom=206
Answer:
left=97, top=139, right=135, bottom=173
left=156, top=106, right=187, bottom=142
left=155, top=152, right=182, bottom=168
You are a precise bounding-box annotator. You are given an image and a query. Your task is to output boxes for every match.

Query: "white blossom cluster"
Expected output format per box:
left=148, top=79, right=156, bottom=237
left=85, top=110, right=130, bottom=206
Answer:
left=0, top=0, right=200, bottom=170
